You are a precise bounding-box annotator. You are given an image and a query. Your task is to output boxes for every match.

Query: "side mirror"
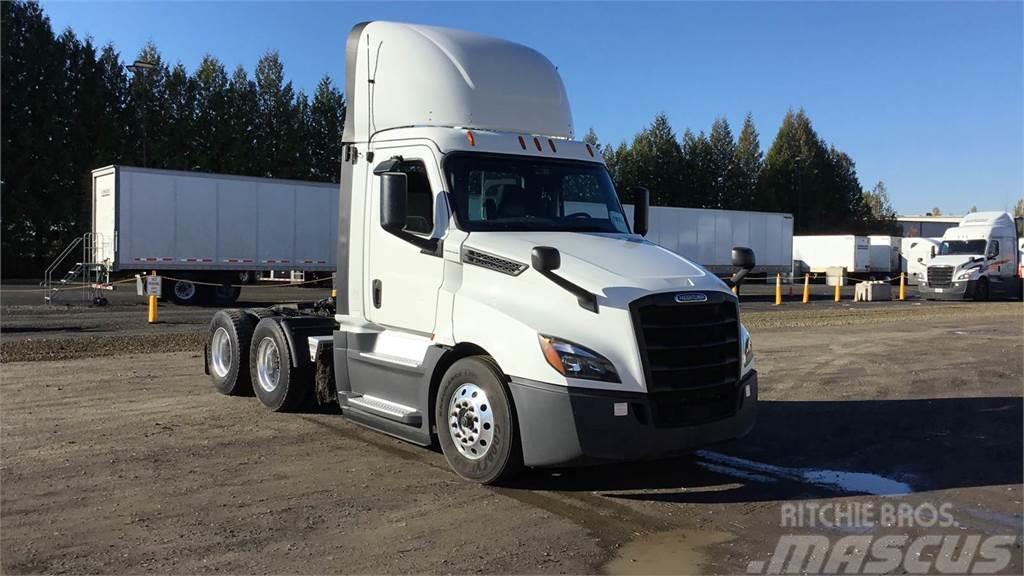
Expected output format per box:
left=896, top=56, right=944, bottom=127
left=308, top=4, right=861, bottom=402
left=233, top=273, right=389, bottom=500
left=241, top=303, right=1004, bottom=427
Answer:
left=631, top=187, right=649, bottom=237
left=380, top=172, right=408, bottom=233
left=731, top=247, right=756, bottom=270
left=531, top=246, right=561, bottom=272
left=930, top=246, right=937, bottom=258
left=728, top=247, right=756, bottom=290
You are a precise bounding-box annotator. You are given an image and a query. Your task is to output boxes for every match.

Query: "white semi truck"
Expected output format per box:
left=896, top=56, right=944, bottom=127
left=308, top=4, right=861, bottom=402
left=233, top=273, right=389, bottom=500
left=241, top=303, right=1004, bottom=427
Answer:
left=205, top=22, right=758, bottom=483
left=919, top=211, right=1022, bottom=300
left=86, top=166, right=337, bottom=304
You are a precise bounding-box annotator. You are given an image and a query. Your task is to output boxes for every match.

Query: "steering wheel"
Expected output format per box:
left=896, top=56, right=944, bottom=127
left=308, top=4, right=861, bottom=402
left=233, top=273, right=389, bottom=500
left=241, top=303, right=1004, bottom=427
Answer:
left=565, top=212, right=592, bottom=219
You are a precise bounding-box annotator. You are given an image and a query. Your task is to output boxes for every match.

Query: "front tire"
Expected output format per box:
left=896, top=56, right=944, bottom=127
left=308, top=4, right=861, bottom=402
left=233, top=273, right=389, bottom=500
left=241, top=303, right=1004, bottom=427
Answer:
left=250, top=318, right=308, bottom=412
left=974, top=277, right=990, bottom=301
left=436, top=356, right=521, bottom=484
left=207, top=309, right=256, bottom=395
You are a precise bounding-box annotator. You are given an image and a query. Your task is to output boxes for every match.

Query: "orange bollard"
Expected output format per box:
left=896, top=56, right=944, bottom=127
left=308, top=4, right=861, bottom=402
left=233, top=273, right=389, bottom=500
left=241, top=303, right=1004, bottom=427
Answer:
left=802, top=273, right=810, bottom=304
left=148, top=270, right=159, bottom=324
left=898, top=272, right=905, bottom=301
left=774, top=273, right=782, bottom=306
left=834, top=281, right=841, bottom=302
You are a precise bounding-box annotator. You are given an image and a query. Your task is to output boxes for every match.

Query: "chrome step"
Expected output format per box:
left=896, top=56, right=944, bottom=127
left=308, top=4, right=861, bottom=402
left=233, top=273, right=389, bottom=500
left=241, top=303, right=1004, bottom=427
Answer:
left=346, top=394, right=421, bottom=426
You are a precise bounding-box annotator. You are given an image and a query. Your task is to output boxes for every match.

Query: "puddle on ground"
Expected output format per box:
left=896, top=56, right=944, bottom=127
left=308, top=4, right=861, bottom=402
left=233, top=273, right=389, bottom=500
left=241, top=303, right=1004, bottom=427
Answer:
left=602, top=529, right=734, bottom=575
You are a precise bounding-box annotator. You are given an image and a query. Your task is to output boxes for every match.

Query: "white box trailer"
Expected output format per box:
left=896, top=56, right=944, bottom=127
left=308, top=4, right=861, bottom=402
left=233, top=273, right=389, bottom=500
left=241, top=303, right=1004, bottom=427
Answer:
left=793, top=235, right=871, bottom=276
left=622, top=205, right=793, bottom=275
left=867, top=235, right=900, bottom=274
left=91, top=165, right=338, bottom=304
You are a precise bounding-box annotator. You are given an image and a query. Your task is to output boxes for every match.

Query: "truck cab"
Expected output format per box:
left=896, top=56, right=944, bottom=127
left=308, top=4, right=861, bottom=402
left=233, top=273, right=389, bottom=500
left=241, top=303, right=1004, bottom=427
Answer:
left=205, top=21, right=758, bottom=483
left=920, top=211, right=1021, bottom=300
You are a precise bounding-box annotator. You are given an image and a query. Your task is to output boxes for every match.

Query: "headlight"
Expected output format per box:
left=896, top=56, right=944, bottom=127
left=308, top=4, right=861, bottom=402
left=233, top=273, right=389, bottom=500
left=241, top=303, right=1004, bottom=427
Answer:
left=955, top=267, right=980, bottom=280
left=538, top=335, right=620, bottom=382
left=741, top=327, right=754, bottom=373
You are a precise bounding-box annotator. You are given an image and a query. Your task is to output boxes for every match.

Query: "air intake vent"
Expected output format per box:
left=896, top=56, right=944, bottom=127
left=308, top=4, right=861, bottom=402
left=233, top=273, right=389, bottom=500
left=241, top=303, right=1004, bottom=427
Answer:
left=462, top=248, right=527, bottom=276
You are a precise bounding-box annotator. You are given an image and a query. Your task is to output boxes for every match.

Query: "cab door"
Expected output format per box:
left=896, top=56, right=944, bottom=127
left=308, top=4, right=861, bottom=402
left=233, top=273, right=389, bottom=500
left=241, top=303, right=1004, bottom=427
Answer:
left=366, top=145, right=447, bottom=334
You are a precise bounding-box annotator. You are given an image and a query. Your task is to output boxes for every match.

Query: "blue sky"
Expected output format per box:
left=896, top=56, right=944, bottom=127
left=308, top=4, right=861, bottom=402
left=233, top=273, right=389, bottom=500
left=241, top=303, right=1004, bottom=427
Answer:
left=41, top=1, right=1022, bottom=216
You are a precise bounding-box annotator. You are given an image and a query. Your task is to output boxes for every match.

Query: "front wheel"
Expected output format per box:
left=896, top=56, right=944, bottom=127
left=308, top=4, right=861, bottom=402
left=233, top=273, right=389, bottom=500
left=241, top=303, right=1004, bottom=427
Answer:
left=974, top=277, right=990, bottom=301
left=436, top=356, right=521, bottom=484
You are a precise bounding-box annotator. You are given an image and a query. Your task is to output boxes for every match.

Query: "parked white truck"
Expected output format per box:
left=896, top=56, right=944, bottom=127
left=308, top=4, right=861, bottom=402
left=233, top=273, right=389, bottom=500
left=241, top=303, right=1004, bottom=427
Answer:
left=920, top=211, right=1022, bottom=300
left=89, top=166, right=337, bottom=304
left=204, top=22, right=758, bottom=483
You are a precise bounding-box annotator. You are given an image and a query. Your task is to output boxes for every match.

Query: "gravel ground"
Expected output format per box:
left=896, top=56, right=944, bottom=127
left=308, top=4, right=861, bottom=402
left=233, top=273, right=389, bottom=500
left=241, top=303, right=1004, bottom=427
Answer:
left=1, top=305, right=1021, bottom=574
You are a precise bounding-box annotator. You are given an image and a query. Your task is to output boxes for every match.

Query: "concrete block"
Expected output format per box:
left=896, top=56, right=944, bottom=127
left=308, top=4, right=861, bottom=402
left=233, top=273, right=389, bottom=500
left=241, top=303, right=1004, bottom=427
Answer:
left=854, top=281, right=892, bottom=302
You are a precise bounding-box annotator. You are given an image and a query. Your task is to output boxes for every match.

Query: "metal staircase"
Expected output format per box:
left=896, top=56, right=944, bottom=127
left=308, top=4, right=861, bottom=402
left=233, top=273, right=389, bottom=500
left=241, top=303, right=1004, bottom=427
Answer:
left=42, top=233, right=112, bottom=305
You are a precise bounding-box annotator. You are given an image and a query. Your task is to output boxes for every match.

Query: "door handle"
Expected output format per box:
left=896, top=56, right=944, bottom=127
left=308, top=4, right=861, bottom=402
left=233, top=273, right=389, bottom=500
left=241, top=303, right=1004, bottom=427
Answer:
left=372, top=279, right=382, bottom=308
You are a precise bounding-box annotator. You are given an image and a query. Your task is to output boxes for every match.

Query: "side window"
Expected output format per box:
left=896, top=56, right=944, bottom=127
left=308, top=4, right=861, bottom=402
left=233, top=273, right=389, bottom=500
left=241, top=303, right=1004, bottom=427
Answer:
left=395, top=160, right=433, bottom=234
left=989, top=240, right=1000, bottom=258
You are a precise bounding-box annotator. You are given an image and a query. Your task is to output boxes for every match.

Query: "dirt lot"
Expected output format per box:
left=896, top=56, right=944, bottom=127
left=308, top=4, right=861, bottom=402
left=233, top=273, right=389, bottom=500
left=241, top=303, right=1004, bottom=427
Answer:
left=1, top=289, right=1022, bottom=574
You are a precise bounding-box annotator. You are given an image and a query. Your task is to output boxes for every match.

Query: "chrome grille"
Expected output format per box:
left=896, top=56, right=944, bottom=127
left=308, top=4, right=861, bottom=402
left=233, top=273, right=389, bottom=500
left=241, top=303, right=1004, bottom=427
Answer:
left=630, top=291, right=742, bottom=427
left=927, top=266, right=953, bottom=288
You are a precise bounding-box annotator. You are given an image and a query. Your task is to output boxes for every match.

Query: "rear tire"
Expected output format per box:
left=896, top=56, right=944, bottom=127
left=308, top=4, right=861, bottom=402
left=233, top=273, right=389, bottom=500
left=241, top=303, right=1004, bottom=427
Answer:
left=250, top=318, right=308, bottom=412
left=212, top=283, right=241, bottom=305
left=435, top=356, right=521, bottom=484
left=207, top=309, right=256, bottom=395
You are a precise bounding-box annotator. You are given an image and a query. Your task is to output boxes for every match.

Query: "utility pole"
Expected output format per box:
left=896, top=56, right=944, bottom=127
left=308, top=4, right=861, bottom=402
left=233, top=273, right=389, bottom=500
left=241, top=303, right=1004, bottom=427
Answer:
left=127, top=60, right=156, bottom=167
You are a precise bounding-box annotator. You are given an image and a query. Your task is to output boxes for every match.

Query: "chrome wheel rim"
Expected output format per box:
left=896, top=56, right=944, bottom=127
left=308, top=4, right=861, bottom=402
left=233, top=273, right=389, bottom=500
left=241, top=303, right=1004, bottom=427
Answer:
left=448, top=383, right=495, bottom=460
left=256, top=337, right=281, bottom=393
left=210, top=327, right=232, bottom=378
left=174, top=280, right=196, bottom=301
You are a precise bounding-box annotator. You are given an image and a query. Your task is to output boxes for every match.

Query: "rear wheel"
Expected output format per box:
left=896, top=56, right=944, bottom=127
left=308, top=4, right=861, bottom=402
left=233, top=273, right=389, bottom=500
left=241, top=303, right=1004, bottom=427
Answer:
left=250, top=318, right=308, bottom=411
left=207, top=309, right=256, bottom=395
left=212, top=283, right=242, bottom=305
left=436, top=356, right=521, bottom=484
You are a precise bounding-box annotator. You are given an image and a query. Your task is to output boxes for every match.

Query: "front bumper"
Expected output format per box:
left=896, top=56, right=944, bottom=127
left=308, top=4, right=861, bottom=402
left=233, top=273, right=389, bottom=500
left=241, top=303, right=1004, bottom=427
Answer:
left=918, top=280, right=972, bottom=300
left=508, top=371, right=758, bottom=467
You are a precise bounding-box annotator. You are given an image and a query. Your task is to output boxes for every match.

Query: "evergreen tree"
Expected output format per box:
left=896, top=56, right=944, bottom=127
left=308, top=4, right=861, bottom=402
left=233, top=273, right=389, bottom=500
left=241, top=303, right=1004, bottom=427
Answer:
left=680, top=129, right=714, bottom=208
left=707, top=117, right=736, bottom=209
left=193, top=55, right=230, bottom=172
left=629, top=113, right=684, bottom=206
left=582, top=127, right=601, bottom=152
left=225, top=65, right=260, bottom=175
left=1013, top=199, right=1024, bottom=219
left=308, top=75, right=345, bottom=182
left=164, top=62, right=197, bottom=170
left=733, top=113, right=762, bottom=210
left=254, top=50, right=297, bottom=178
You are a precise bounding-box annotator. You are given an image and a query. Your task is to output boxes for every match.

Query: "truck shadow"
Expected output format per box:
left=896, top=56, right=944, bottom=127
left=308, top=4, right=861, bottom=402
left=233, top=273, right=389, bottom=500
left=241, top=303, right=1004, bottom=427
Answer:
left=508, top=396, right=1023, bottom=502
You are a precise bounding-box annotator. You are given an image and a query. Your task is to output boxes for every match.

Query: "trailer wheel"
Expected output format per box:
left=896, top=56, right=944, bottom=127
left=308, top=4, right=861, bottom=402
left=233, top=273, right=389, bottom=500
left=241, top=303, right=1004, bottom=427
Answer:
left=167, top=277, right=202, bottom=305
left=250, top=318, right=308, bottom=412
left=435, top=356, right=521, bottom=484
left=212, top=283, right=242, bottom=305
left=207, top=309, right=256, bottom=395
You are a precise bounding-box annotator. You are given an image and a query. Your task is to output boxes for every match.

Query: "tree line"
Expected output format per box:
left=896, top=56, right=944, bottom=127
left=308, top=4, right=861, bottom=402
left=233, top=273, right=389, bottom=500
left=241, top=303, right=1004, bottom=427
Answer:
left=3, top=0, right=898, bottom=278
left=2, top=1, right=346, bottom=277
left=588, top=111, right=898, bottom=236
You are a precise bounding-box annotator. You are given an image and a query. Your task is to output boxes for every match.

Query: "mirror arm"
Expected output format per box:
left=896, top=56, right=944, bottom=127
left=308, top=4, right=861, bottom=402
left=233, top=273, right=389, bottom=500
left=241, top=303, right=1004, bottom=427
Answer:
left=384, top=227, right=440, bottom=256
left=535, top=268, right=598, bottom=313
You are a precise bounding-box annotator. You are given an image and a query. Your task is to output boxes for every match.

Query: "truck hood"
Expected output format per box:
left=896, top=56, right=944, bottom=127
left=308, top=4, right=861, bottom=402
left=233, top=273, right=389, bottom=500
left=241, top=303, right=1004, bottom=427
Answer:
left=462, top=231, right=730, bottom=293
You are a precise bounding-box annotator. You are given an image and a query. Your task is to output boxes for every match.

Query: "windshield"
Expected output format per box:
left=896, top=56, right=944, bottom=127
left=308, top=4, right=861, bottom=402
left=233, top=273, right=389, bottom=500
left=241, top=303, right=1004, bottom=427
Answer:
left=445, top=153, right=630, bottom=233
left=939, top=240, right=987, bottom=255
